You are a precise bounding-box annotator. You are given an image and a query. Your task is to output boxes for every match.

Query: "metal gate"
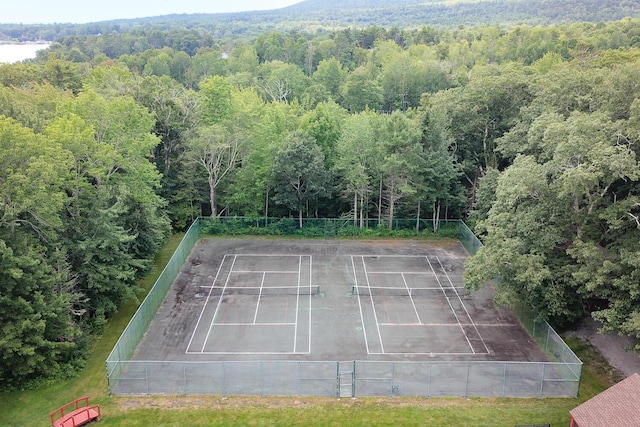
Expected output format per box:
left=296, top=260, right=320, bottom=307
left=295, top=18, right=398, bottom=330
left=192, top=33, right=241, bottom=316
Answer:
left=337, top=361, right=355, bottom=398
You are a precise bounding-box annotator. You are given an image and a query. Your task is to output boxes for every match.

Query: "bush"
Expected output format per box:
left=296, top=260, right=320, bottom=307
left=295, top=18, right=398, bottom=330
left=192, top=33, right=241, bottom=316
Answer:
left=198, top=217, right=461, bottom=240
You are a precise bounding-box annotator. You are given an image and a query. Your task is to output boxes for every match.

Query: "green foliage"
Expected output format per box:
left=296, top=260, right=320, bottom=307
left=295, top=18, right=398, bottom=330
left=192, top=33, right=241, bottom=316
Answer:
left=299, top=101, right=348, bottom=168
left=376, top=112, right=424, bottom=228
left=271, top=131, right=332, bottom=226
left=0, top=117, right=83, bottom=389
left=0, top=236, right=82, bottom=390
left=0, top=77, right=169, bottom=388
left=1, top=0, right=639, bottom=45
left=199, top=217, right=460, bottom=239
left=3, top=11, right=640, bottom=389
left=199, top=75, right=233, bottom=124
left=467, top=71, right=640, bottom=330
left=342, top=65, right=383, bottom=113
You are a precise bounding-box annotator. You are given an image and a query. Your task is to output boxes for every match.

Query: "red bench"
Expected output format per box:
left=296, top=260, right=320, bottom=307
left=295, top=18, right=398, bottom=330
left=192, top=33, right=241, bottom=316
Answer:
left=49, top=396, right=101, bottom=427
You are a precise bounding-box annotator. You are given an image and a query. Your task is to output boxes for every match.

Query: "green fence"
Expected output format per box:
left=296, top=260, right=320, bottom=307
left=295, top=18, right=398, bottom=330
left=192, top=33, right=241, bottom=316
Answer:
left=106, top=218, right=201, bottom=394
left=459, top=220, right=483, bottom=255
left=106, top=216, right=581, bottom=397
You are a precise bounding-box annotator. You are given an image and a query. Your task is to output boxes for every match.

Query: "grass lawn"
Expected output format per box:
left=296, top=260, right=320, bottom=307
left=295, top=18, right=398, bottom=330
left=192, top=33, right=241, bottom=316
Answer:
left=0, top=234, right=620, bottom=427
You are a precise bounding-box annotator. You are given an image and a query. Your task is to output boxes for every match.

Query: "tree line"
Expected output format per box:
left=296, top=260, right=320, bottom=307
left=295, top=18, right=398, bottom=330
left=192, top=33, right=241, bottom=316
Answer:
left=1, top=18, right=640, bottom=388
left=1, top=0, right=638, bottom=42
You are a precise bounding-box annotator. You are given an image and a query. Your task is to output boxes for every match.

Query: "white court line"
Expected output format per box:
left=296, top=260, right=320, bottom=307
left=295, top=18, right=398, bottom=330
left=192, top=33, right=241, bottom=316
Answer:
left=402, top=272, right=422, bottom=324
left=293, top=256, right=301, bottom=353
left=432, top=256, right=490, bottom=354
left=352, top=256, right=370, bottom=354
left=366, top=351, right=483, bottom=356
left=201, top=255, right=238, bottom=353
left=365, top=271, right=435, bottom=275
left=195, top=352, right=308, bottom=355
left=253, top=272, right=266, bottom=324
left=234, top=270, right=299, bottom=274
left=196, top=254, right=312, bottom=355
left=362, top=256, right=385, bottom=354
left=186, top=254, right=230, bottom=354
left=202, top=322, right=296, bottom=326
left=307, top=255, right=312, bottom=354
left=379, top=322, right=516, bottom=327
left=233, top=254, right=307, bottom=257
left=350, top=254, right=436, bottom=258
left=425, top=256, right=475, bottom=353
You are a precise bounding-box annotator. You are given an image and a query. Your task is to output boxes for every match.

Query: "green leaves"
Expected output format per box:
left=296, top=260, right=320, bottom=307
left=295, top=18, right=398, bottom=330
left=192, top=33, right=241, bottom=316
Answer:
left=0, top=233, right=81, bottom=389
left=467, top=67, right=640, bottom=329
left=271, top=131, right=331, bottom=226
left=0, top=116, right=71, bottom=236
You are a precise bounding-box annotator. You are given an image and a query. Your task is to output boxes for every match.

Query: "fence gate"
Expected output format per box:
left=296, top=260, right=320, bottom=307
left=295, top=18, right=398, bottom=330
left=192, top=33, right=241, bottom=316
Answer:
left=337, top=361, right=355, bottom=398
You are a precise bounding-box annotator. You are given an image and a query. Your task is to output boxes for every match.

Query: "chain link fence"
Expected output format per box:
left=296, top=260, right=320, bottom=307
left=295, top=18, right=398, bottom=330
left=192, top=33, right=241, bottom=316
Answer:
left=197, top=216, right=461, bottom=238
left=106, top=219, right=200, bottom=389
left=106, top=217, right=581, bottom=398
left=107, top=359, right=580, bottom=398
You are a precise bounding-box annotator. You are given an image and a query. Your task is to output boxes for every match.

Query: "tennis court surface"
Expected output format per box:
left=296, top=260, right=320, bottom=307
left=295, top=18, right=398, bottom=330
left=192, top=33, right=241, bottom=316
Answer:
left=114, top=238, right=580, bottom=397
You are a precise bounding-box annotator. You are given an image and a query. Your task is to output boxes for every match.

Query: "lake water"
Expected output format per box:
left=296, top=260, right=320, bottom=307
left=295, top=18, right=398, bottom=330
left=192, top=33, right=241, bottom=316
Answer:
left=0, top=43, right=50, bottom=63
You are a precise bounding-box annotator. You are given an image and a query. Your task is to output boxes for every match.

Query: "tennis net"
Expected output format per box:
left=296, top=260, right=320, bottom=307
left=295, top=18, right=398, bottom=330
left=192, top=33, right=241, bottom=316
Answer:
left=352, top=286, right=443, bottom=297
left=199, top=285, right=321, bottom=296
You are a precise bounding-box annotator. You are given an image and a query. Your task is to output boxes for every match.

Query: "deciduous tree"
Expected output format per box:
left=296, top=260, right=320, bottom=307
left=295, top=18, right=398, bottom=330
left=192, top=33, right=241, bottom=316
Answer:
left=271, top=131, right=331, bottom=227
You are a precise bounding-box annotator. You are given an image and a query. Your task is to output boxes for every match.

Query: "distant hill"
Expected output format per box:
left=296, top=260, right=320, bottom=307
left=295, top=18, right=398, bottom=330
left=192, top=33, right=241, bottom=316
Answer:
left=1, top=0, right=638, bottom=42
left=278, top=0, right=640, bottom=27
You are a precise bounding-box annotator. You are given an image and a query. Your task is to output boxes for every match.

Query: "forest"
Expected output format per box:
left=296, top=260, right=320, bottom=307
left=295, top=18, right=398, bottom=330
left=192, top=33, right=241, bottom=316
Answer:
left=1, top=16, right=640, bottom=389
left=1, top=0, right=638, bottom=42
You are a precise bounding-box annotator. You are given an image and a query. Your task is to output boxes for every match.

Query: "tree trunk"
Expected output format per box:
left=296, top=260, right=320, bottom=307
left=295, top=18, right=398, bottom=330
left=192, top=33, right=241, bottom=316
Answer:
left=359, top=193, right=365, bottom=229
left=378, top=178, right=383, bottom=226
left=298, top=209, right=303, bottom=229
left=416, top=200, right=421, bottom=234
left=209, top=174, right=217, bottom=217
left=432, top=201, right=441, bottom=233
left=354, top=192, right=358, bottom=227
left=388, top=191, right=395, bottom=230
left=265, top=185, right=269, bottom=220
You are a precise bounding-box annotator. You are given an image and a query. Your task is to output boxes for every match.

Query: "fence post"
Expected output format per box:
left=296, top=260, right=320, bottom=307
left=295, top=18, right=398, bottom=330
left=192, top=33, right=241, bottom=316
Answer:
left=260, top=361, right=264, bottom=395
left=532, top=318, right=536, bottom=340
left=222, top=362, right=226, bottom=395
left=539, top=364, right=546, bottom=398
left=502, top=363, right=507, bottom=397
left=352, top=360, right=356, bottom=398
left=545, top=327, right=551, bottom=354
left=183, top=363, right=187, bottom=395
left=335, top=362, right=340, bottom=398
left=465, top=363, right=470, bottom=397
left=106, top=361, right=112, bottom=396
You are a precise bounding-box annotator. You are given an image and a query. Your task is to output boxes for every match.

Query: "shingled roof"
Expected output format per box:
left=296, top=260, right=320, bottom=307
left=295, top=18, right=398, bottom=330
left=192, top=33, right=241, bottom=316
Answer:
left=570, top=373, right=640, bottom=427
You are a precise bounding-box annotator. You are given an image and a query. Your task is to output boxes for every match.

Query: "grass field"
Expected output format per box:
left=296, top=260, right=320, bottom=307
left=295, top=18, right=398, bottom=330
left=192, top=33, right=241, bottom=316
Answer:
left=0, top=235, right=621, bottom=427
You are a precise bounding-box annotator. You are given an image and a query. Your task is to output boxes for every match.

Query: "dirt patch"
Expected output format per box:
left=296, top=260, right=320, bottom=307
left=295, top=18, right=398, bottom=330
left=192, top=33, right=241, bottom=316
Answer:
left=113, top=395, right=499, bottom=412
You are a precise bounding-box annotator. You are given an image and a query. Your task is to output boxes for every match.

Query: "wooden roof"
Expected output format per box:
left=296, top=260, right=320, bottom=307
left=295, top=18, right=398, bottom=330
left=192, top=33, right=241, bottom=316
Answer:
left=570, top=373, right=640, bottom=427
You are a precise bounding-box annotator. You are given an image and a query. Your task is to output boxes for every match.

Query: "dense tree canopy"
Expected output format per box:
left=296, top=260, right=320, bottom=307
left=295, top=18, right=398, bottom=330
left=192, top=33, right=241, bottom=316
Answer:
left=1, top=17, right=640, bottom=388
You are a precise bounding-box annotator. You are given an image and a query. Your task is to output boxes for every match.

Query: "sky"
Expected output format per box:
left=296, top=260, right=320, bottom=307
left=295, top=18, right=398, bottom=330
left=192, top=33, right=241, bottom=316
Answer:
left=2, top=0, right=304, bottom=24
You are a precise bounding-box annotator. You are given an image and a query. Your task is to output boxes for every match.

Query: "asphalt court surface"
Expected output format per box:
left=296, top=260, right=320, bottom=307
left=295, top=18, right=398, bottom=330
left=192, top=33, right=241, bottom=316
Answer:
left=133, top=238, right=546, bottom=363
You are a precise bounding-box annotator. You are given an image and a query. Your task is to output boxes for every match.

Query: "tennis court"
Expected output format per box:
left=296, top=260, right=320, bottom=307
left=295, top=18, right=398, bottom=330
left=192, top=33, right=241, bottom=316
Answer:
left=112, top=237, right=580, bottom=397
